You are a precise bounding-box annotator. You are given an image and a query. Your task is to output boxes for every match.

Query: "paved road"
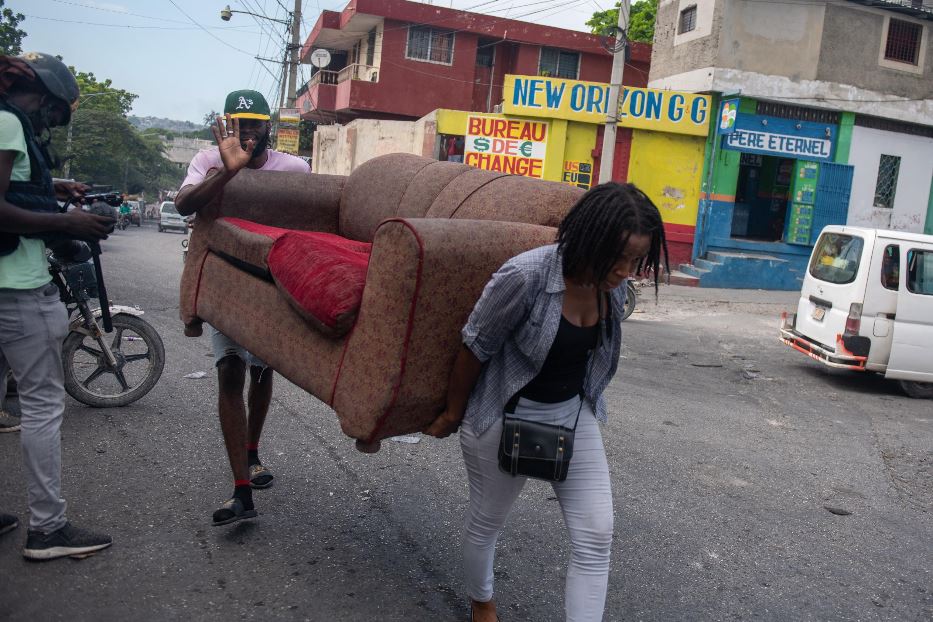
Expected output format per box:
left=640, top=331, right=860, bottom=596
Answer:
left=1, top=223, right=931, bottom=621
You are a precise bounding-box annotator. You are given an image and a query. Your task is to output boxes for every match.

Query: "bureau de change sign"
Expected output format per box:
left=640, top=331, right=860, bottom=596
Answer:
left=464, top=115, right=548, bottom=178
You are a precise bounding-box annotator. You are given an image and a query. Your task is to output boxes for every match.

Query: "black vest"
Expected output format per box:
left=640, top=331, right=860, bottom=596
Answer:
left=0, top=99, right=60, bottom=257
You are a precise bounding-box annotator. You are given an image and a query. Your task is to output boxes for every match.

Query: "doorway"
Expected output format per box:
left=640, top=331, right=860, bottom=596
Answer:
left=731, top=155, right=794, bottom=242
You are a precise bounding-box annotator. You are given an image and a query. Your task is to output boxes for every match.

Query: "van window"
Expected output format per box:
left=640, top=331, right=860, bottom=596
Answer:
left=809, top=233, right=865, bottom=285
left=881, top=245, right=899, bottom=291
left=906, top=249, right=933, bottom=296
left=161, top=203, right=178, bottom=214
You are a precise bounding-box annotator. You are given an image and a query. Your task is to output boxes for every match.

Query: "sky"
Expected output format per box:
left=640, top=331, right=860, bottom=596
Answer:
left=20, top=0, right=607, bottom=124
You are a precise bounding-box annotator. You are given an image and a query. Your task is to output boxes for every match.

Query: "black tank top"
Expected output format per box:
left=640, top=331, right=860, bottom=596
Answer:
left=519, top=315, right=599, bottom=403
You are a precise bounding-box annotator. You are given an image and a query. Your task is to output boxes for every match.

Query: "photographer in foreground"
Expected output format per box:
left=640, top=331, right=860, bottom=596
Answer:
left=0, top=52, right=115, bottom=560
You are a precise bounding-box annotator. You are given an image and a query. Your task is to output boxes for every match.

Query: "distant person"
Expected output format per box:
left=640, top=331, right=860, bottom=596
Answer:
left=425, top=183, right=668, bottom=621
left=0, top=52, right=115, bottom=559
left=175, top=90, right=310, bottom=527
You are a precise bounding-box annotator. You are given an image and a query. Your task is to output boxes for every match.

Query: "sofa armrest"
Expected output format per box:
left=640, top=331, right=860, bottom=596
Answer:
left=331, top=217, right=556, bottom=442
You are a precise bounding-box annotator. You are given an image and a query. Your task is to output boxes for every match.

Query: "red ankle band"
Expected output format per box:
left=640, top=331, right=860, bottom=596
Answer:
left=246, top=444, right=259, bottom=451
left=234, top=479, right=250, bottom=487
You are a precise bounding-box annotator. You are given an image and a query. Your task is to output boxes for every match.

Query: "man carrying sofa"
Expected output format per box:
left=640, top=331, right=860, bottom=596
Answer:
left=176, top=90, right=310, bottom=526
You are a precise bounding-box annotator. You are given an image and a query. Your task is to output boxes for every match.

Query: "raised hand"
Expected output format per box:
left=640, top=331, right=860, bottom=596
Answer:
left=210, top=113, right=251, bottom=174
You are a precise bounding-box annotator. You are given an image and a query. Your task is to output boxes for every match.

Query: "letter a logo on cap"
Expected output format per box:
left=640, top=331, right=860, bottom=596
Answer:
left=236, top=96, right=253, bottom=110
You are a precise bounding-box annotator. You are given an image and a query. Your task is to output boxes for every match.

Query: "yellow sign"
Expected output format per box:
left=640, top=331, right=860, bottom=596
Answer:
left=276, top=127, right=299, bottom=154
left=502, top=75, right=711, bottom=137
left=464, top=115, right=547, bottom=178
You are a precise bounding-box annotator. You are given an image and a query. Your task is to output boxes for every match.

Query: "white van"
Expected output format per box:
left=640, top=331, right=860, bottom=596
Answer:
left=780, top=225, right=933, bottom=399
left=158, top=201, right=187, bottom=233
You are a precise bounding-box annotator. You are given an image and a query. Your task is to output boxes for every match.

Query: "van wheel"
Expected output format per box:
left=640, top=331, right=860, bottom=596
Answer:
left=898, top=380, right=933, bottom=399
left=158, top=225, right=163, bottom=232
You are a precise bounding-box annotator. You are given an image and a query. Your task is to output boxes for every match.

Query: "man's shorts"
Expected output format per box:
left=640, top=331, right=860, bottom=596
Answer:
left=209, top=325, right=268, bottom=369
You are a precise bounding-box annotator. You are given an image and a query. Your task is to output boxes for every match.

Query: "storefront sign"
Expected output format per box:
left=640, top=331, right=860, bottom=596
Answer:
left=276, top=108, right=301, bottom=154
left=464, top=115, right=547, bottom=178
left=718, top=99, right=739, bottom=134
left=502, top=75, right=711, bottom=136
left=722, top=114, right=836, bottom=161
left=562, top=161, right=592, bottom=189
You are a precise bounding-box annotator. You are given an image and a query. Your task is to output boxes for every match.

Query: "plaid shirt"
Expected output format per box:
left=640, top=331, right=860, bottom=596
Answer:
left=461, top=244, right=627, bottom=435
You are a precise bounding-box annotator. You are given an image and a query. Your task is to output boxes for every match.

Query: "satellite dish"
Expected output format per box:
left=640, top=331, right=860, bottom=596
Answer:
left=310, top=49, right=332, bottom=69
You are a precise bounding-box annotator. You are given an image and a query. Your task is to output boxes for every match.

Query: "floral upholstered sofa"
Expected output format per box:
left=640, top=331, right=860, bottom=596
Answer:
left=179, top=153, right=584, bottom=451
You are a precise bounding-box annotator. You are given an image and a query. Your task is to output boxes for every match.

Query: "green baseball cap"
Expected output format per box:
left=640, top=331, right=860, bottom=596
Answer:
left=223, top=89, right=271, bottom=120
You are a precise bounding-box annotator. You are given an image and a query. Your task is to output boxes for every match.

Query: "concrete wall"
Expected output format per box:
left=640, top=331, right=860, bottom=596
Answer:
left=847, top=126, right=933, bottom=232
left=650, top=0, right=721, bottom=83
left=312, top=116, right=435, bottom=175
left=818, top=5, right=931, bottom=99
left=716, top=0, right=825, bottom=81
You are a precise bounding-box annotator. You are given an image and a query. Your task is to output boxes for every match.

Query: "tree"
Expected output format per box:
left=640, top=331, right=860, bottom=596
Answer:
left=0, top=0, right=26, bottom=56
left=586, top=0, right=657, bottom=44
left=203, top=110, right=221, bottom=126
left=48, top=68, right=182, bottom=195
left=73, top=71, right=137, bottom=116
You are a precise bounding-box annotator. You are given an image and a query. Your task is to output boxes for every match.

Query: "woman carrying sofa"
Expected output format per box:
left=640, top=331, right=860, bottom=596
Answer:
left=425, top=183, right=667, bottom=622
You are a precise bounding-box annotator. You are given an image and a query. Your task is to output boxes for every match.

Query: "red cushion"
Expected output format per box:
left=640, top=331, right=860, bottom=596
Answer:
left=267, top=231, right=372, bottom=337
left=220, top=217, right=290, bottom=240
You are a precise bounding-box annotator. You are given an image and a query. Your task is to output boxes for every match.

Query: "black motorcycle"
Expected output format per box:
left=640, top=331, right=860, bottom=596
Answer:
left=48, top=193, right=165, bottom=407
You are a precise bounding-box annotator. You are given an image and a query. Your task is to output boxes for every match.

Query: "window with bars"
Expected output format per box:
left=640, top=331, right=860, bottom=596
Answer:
left=406, top=26, right=455, bottom=65
left=538, top=47, right=579, bottom=79
left=679, top=5, right=697, bottom=34
left=873, top=154, right=901, bottom=209
left=884, top=18, right=922, bottom=65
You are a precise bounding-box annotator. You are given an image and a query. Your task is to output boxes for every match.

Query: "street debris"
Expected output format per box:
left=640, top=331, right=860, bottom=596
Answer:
left=742, top=370, right=761, bottom=380
left=389, top=435, right=421, bottom=444
left=823, top=505, right=852, bottom=516
left=691, top=362, right=723, bottom=368
left=183, top=371, right=207, bottom=379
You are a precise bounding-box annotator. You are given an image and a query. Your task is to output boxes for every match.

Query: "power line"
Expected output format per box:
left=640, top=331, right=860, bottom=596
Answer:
left=22, top=14, right=261, bottom=31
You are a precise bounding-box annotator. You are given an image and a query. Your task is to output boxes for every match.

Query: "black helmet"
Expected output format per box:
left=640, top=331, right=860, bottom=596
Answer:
left=17, top=52, right=79, bottom=124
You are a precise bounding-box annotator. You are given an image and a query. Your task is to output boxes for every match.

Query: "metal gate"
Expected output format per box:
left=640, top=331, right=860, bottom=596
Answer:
left=810, top=162, right=854, bottom=245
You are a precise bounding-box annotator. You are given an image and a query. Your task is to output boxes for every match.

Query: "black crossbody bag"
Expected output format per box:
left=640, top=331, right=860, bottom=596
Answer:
left=497, top=292, right=606, bottom=482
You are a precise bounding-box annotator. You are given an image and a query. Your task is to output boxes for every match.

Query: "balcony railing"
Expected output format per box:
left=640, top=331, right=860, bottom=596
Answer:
left=308, top=70, right=339, bottom=88
left=844, top=0, right=933, bottom=17
left=337, top=64, right=379, bottom=83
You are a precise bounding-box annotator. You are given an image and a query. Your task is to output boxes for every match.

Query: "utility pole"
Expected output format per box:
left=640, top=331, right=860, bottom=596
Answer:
left=286, top=0, right=302, bottom=109
left=598, top=0, right=630, bottom=184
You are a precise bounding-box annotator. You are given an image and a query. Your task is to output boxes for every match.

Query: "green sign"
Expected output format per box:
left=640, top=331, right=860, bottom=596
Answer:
left=786, top=161, right=819, bottom=245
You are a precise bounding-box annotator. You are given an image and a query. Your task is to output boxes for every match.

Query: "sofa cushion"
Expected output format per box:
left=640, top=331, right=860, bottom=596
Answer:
left=267, top=231, right=372, bottom=337
left=208, top=217, right=288, bottom=275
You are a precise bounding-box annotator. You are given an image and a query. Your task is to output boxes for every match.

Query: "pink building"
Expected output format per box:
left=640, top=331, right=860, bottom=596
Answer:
left=297, top=0, right=651, bottom=125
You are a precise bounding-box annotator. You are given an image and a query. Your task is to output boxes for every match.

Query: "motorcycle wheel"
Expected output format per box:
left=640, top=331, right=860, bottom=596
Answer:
left=621, top=281, right=637, bottom=321
left=899, top=380, right=933, bottom=399
left=62, top=313, right=165, bottom=407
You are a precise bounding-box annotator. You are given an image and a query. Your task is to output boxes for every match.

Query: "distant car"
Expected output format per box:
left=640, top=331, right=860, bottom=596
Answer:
left=126, top=200, right=142, bottom=226
left=158, top=201, right=187, bottom=233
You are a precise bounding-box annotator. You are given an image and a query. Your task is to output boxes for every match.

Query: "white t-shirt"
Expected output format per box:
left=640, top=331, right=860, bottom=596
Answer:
left=180, top=148, right=310, bottom=189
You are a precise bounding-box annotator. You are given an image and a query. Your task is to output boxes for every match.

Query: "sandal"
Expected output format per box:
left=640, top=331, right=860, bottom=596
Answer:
left=249, top=463, right=274, bottom=489
left=211, top=497, right=257, bottom=526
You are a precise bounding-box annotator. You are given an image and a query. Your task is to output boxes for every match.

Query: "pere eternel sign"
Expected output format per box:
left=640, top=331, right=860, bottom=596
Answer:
left=502, top=74, right=711, bottom=137
left=721, top=114, right=838, bottom=161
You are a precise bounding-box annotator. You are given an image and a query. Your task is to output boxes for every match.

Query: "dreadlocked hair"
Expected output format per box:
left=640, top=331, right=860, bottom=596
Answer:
left=556, top=182, right=669, bottom=295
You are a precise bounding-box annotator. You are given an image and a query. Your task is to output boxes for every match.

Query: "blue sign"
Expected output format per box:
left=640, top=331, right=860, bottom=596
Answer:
left=721, top=114, right=837, bottom=161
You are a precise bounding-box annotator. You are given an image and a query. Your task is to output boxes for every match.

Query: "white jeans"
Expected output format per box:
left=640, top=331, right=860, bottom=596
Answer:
left=460, top=399, right=614, bottom=622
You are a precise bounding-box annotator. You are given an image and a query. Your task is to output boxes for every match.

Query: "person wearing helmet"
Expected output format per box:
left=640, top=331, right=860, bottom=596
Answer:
left=0, top=52, right=115, bottom=560
left=175, top=90, right=309, bottom=527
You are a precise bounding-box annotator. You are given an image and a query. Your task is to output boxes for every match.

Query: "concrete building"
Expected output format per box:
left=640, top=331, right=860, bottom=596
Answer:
left=163, top=136, right=214, bottom=171
left=296, top=0, right=650, bottom=124
left=649, top=0, right=933, bottom=288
